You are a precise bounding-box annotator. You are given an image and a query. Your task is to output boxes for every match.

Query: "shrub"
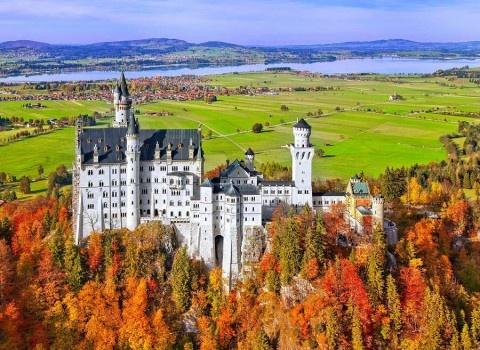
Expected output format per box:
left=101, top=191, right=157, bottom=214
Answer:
left=252, top=123, right=263, bottom=133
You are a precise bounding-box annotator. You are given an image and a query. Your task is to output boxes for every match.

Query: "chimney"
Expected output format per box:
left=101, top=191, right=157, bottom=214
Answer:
left=154, top=141, right=161, bottom=160
left=93, top=144, right=99, bottom=163
left=167, top=143, right=173, bottom=163
left=189, top=138, right=195, bottom=160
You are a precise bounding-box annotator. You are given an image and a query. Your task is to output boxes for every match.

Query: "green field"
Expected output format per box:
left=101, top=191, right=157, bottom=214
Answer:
left=1, top=71, right=479, bottom=195
left=0, top=100, right=111, bottom=121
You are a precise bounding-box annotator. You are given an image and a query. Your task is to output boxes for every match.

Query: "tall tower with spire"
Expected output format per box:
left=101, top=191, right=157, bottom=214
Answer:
left=289, top=118, right=313, bottom=206
left=125, top=110, right=140, bottom=230
left=113, top=72, right=132, bottom=128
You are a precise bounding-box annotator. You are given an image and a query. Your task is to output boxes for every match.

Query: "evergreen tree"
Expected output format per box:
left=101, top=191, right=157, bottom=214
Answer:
left=171, top=246, right=193, bottom=313
left=63, top=234, right=84, bottom=291
left=279, top=218, right=302, bottom=285
left=253, top=329, right=272, bottom=350
left=386, top=274, right=401, bottom=347
left=366, top=228, right=385, bottom=304
left=471, top=306, right=480, bottom=347
left=49, top=228, right=65, bottom=268
left=462, top=323, right=473, bottom=350
left=351, top=306, right=364, bottom=350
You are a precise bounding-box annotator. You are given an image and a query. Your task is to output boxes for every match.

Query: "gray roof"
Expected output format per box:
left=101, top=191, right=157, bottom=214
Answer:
left=79, top=127, right=201, bottom=164
left=293, top=118, right=311, bottom=129
left=245, top=147, right=255, bottom=156
left=201, top=178, right=259, bottom=196
left=313, top=191, right=346, bottom=197
left=351, top=181, right=370, bottom=196
left=119, top=72, right=129, bottom=97
left=220, top=160, right=252, bottom=178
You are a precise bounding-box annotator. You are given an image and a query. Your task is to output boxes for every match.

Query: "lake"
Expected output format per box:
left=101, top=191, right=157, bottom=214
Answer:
left=1, top=57, right=480, bottom=83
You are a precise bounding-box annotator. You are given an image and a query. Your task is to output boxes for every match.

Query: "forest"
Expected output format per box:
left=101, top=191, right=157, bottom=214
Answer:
left=0, top=150, right=479, bottom=350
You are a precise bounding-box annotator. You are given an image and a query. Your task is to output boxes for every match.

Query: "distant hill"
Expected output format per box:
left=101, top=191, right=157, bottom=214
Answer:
left=3, top=37, right=480, bottom=57
left=1, top=37, right=479, bottom=77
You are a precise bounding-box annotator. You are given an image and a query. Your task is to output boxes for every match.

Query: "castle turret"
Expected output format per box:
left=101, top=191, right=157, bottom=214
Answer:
left=125, top=111, right=140, bottom=230
left=372, top=195, right=384, bottom=229
left=289, top=118, right=313, bottom=206
left=244, top=148, right=255, bottom=171
left=113, top=72, right=132, bottom=128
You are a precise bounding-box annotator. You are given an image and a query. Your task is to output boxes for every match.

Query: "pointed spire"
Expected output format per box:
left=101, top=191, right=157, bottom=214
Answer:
left=127, top=113, right=138, bottom=135
left=119, top=71, right=129, bottom=97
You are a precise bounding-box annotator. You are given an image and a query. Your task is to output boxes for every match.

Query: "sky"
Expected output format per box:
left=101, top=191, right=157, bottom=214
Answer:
left=1, top=0, right=480, bottom=45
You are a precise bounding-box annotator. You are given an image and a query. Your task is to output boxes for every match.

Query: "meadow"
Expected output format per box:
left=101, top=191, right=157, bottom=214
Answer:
left=1, top=71, right=479, bottom=194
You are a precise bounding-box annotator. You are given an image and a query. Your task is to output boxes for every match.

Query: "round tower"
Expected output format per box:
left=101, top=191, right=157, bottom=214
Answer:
left=244, top=147, right=255, bottom=171
left=113, top=72, right=131, bottom=128
left=125, top=113, right=140, bottom=230
left=289, top=118, right=313, bottom=207
left=372, top=195, right=384, bottom=229
left=293, top=118, right=311, bottom=148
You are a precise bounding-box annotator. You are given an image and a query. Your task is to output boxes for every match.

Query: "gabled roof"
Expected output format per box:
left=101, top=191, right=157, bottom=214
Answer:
left=293, top=118, right=311, bottom=129
left=79, top=128, right=201, bottom=164
left=352, top=181, right=370, bottom=196
left=220, top=160, right=252, bottom=178
left=245, top=147, right=255, bottom=156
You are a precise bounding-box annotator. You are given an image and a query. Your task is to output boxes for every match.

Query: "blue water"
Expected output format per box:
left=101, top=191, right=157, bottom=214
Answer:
left=1, top=57, right=479, bottom=83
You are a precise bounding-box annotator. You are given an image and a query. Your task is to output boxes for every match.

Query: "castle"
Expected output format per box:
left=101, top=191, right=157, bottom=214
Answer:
left=72, top=73, right=386, bottom=287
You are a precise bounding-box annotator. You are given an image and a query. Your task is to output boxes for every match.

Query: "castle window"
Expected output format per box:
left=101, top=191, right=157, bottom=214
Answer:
left=121, top=180, right=126, bottom=186
left=186, top=211, right=190, bottom=217
left=99, top=181, right=104, bottom=187
left=87, top=204, right=94, bottom=209
left=88, top=181, right=93, bottom=187
left=103, top=202, right=107, bottom=208
left=87, top=193, right=94, bottom=199
left=103, top=191, right=108, bottom=198
left=87, top=169, right=93, bottom=175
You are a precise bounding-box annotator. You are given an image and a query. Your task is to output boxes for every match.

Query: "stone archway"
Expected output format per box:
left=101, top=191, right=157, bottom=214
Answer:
left=215, top=235, right=224, bottom=267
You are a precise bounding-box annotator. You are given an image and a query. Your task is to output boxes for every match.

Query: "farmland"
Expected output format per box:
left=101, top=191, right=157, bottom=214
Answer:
left=1, top=71, right=480, bottom=195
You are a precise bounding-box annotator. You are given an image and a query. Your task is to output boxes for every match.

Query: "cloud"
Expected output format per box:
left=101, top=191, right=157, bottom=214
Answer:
left=0, top=0, right=479, bottom=44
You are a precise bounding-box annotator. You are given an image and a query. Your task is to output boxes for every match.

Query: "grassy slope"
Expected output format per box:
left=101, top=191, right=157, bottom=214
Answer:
left=1, top=71, right=479, bottom=195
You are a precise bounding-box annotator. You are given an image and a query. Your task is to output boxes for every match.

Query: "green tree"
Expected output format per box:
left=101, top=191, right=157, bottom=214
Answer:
left=49, top=228, right=65, bottom=268
left=351, top=305, right=364, bottom=350
left=252, top=123, right=263, bottom=134
left=63, top=234, right=84, bottom=291
left=278, top=218, right=302, bottom=285
left=386, top=274, right=401, bottom=347
left=19, top=176, right=31, bottom=194
left=366, top=228, right=385, bottom=305
left=171, top=246, right=193, bottom=313
left=37, top=164, right=44, bottom=178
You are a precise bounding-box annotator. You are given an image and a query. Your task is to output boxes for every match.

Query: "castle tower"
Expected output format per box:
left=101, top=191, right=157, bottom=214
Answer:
left=289, top=118, right=313, bottom=206
left=125, top=111, right=140, bottom=230
left=244, top=148, right=255, bottom=171
left=113, top=72, right=132, bottom=128
left=372, top=195, right=384, bottom=230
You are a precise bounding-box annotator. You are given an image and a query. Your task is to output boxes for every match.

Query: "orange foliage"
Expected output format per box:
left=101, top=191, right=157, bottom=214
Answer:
left=400, top=266, right=426, bottom=336
left=87, top=233, right=103, bottom=274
